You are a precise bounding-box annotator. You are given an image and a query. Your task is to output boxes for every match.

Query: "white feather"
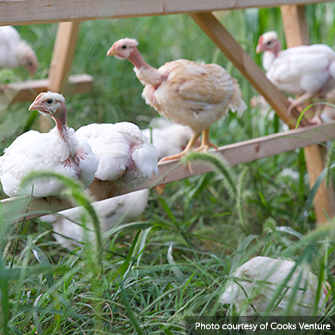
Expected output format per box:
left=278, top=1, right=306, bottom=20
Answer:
left=76, top=122, right=158, bottom=187
left=220, top=256, right=326, bottom=316
left=0, top=128, right=98, bottom=197
left=42, top=189, right=149, bottom=249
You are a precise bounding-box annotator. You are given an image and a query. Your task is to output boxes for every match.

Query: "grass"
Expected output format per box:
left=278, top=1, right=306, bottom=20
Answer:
left=1, top=3, right=335, bottom=334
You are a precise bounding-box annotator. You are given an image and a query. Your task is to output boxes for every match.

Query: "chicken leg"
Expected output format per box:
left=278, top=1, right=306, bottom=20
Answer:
left=160, top=132, right=201, bottom=162
left=193, top=127, right=218, bottom=152
left=287, top=92, right=315, bottom=116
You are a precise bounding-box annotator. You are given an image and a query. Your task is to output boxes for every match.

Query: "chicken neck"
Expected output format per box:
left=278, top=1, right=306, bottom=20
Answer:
left=129, top=48, right=162, bottom=86
left=52, top=104, right=72, bottom=149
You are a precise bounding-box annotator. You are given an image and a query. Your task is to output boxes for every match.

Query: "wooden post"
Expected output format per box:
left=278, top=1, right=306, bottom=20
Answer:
left=48, top=21, right=81, bottom=93
left=39, top=21, right=81, bottom=131
left=281, top=5, right=310, bottom=46
left=281, top=5, right=335, bottom=224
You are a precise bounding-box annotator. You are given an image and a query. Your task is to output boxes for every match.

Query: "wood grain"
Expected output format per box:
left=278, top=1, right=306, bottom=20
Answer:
left=48, top=22, right=81, bottom=94
left=2, top=121, right=335, bottom=222
left=0, top=74, right=93, bottom=106
left=0, top=0, right=331, bottom=26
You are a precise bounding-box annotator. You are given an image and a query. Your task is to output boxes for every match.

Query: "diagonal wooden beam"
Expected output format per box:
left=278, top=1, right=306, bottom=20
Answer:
left=2, top=121, right=335, bottom=222
left=280, top=5, right=335, bottom=224
left=189, top=12, right=310, bottom=129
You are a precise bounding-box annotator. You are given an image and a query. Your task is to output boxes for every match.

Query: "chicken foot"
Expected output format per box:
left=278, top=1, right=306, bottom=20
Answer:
left=193, top=127, right=218, bottom=152
left=159, top=132, right=201, bottom=162
left=287, top=92, right=315, bottom=116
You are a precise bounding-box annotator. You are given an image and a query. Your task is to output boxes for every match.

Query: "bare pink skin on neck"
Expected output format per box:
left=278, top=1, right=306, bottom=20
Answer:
left=128, top=47, right=165, bottom=89
left=51, top=101, right=81, bottom=177
left=272, top=41, right=281, bottom=56
left=51, top=102, right=70, bottom=144
left=128, top=47, right=154, bottom=70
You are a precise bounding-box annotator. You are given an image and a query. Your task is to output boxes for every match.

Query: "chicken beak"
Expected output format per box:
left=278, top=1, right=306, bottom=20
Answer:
left=107, top=46, right=118, bottom=57
left=255, top=44, right=262, bottom=54
left=29, top=102, right=40, bottom=111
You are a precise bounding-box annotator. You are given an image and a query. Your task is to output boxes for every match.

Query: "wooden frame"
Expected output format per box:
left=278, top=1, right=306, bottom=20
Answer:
left=280, top=5, right=335, bottom=222
left=0, top=22, right=93, bottom=130
left=0, top=0, right=333, bottom=26
left=0, top=1, right=334, bottom=224
left=2, top=121, right=335, bottom=222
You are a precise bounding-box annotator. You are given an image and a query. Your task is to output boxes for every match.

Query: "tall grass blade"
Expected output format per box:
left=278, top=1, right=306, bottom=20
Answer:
left=326, top=141, right=335, bottom=187
left=121, top=286, right=144, bottom=335
left=8, top=326, right=23, bottom=335
left=20, top=170, right=103, bottom=268
left=182, top=152, right=237, bottom=198
left=112, top=230, right=141, bottom=281
left=29, top=242, right=54, bottom=288
left=167, top=243, right=184, bottom=280
left=33, top=294, right=44, bottom=335
left=237, top=166, right=249, bottom=233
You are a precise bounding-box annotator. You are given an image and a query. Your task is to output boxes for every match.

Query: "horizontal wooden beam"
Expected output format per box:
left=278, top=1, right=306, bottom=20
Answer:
left=0, top=74, right=93, bottom=106
left=2, top=120, right=335, bottom=222
left=0, top=0, right=331, bottom=26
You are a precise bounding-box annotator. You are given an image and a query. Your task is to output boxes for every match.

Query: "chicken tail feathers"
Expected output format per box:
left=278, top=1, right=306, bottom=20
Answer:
left=229, top=78, right=247, bottom=116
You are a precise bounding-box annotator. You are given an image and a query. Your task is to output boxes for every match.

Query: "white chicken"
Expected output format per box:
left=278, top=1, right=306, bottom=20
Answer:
left=107, top=38, right=246, bottom=161
left=76, top=122, right=158, bottom=190
left=42, top=189, right=149, bottom=249
left=142, top=118, right=193, bottom=159
left=0, top=92, right=98, bottom=197
left=41, top=119, right=192, bottom=249
left=220, top=256, right=328, bottom=316
left=0, top=26, right=38, bottom=75
left=256, top=31, right=335, bottom=121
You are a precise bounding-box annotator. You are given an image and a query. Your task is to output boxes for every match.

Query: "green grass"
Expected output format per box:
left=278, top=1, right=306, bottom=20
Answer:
left=1, top=4, right=335, bottom=334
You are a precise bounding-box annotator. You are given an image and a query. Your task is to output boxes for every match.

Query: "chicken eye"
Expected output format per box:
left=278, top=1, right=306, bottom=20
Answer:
left=47, top=99, right=53, bottom=104
left=121, top=45, right=127, bottom=49
left=266, top=41, right=272, bottom=45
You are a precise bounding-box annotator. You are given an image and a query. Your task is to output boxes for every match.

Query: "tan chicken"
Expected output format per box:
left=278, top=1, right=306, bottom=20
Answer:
left=107, top=38, right=246, bottom=161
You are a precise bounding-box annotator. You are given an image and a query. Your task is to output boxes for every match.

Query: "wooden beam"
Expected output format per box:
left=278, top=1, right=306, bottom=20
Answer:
left=281, top=5, right=310, bottom=46
left=2, top=121, right=335, bottom=222
left=0, top=0, right=331, bottom=26
left=48, top=22, right=81, bottom=93
left=0, top=74, right=93, bottom=107
left=39, top=21, right=81, bottom=132
left=190, top=12, right=309, bottom=129
left=280, top=5, right=335, bottom=224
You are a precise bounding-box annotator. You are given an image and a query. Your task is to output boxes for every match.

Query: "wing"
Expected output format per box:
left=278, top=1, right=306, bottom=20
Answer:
left=163, top=60, right=234, bottom=105
left=270, top=45, right=334, bottom=82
